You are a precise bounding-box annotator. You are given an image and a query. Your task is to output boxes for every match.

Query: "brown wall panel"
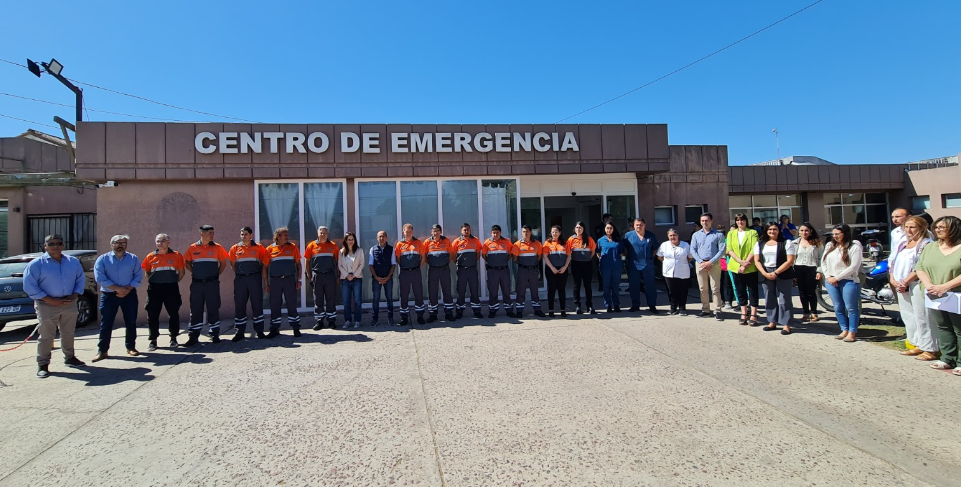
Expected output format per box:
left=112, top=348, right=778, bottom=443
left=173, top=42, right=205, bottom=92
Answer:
left=459, top=124, right=487, bottom=163
left=601, top=125, right=626, bottom=160
left=509, top=124, right=534, bottom=162
left=484, top=124, right=511, bottom=162
left=165, top=123, right=195, bottom=165
left=307, top=124, right=336, bottom=164
left=105, top=123, right=136, bottom=165
left=277, top=124, right=309, bottom=166
left=194, top=124, right=224, bottom=165
left=221, top=124, right=251, bottom=166
left=647, top=124, right=669, bottom=159
left=360, top=124, right=389, bottom=164
left=532, top=124, right=558, bottom=161
left=578, top=125, right=602, bottom=160
left=334, top=125, right=362, bottom=164
left=624, top=124, right=648, bottom=160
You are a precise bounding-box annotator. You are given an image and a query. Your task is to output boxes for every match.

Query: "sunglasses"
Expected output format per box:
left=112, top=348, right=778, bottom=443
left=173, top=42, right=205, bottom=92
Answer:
left=46, top=242, right=64, bottom=247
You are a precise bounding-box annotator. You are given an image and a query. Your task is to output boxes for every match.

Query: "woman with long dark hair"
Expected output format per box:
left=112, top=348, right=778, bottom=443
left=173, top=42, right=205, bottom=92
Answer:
left=754, top=223, right=797, bottom=334
left=726, top=213, right=760, bottom=326
left=543, top=225, right=572, bottom=317
left=566, top=221, right=597, bottom=314
left=822, top=224, right=863, bottom=342
left=597, top=222, right=624, bottom=313
left=794, top=223, right=824, bottom=322
left=916, top=216, right=961, bottom=374
left=338, top=232, right=365, bottom=328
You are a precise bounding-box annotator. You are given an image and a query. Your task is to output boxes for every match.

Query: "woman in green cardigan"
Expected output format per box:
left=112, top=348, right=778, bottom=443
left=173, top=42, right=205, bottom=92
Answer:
left=726, top=213, right=761, bottom=326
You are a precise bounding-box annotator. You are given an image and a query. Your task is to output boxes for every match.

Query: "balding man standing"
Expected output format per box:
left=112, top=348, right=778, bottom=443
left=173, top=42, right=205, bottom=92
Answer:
left=889, top=208, right=910, bottom=250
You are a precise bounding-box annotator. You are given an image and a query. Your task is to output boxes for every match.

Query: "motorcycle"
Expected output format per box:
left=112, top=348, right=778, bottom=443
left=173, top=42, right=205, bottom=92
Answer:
left=816, top=258, right=896, bottom=313
left=865, top=239, right=883, bottom=262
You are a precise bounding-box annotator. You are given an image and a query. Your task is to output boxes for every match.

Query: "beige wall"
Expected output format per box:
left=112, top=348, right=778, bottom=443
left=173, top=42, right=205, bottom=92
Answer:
left=96, top=180, right=255, bottom=322
left=904, top=165, right=961, bottom=220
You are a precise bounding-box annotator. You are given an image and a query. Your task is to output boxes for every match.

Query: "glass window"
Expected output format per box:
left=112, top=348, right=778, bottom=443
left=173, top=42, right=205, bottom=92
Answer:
left=684, top=205, right=706, bottom=224
left=729, top=195, right=752, bottom=208
left=943, top=193, right=961, bottom=208
left=866, top=205, right=887, bottom=224
left=304, top=182, right=345, bottom=244
left=258, top=183, right=300, bottom=246
left=843, top=205, right=865, bottom=225
left=520, top=197, right=543, bottom=242
left=482, top=179, right=518, bottom=241
left=442, top=180, right=479, bottom=238
left=400, top=181, right=439, bottom=242
left=752, top=195, right=776, bottom=207
left=656, top=206, right=676, bottom=226
left=912, top=196, right=930, bottom=211
left=825, top=206, right=842, bottom=226
left=777, top=194, right=800, bottom=206
left=753, top=208, right=778, bottom=226
left=823, top=193, right=842, bottom=205
left=842, top=193, right=864, bottom=205
left=865, top=193, right=887, bottom=204
left=607, top=195, right=637, bottom=233
left=358, top=181, right=398, bottom=301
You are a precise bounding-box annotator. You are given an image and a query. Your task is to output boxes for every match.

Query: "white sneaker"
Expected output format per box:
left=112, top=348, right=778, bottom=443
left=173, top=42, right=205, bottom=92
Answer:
left=353, top=321, right=360, bottom=329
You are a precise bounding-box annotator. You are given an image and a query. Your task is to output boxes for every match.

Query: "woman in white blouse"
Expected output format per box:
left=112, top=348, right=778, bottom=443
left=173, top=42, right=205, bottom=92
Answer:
left=753, top=223, right=797, bottom=334
left=889, top=216, right=939, bottom=360
left=794, top=223, right=824, bottom=322
left=656, top=229, right=694, bottom=315
left=822, top=224, right=864, bottom=342
left=338, top=232, right=366, bottom=328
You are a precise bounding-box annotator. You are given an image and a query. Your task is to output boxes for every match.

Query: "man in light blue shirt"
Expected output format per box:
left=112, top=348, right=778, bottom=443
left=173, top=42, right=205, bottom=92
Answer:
left=22, top=234, right=87, bottom=378
left=690, top=212, right=727, bottom=321
left=623, top=218, right=660, bottom=314
left=92, top=234, right=143, bottom=361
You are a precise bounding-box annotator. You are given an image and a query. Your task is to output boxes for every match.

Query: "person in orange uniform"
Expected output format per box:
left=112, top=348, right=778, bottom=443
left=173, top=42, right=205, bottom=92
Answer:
left=395, top=223, right=427, bottom=326
left=512, top=225, right=546, bottom=318
left=566, top=221, right=598, bottom=315
left=263, top=227, right=303, bottom=338
left=450, top=223, right=483, bottom=319
left=482, top=224, right=514, bottom=319
left=304, top=226, right=340, bottom=330
left=184, top=224, right=229, bottom=346
left=228, top=226, right=269, bottom=342
left=425, top=224, right=455, bottom=323
left=141, top=233, right=185, bottom=351
left=542, top=225, right=572, bottom=317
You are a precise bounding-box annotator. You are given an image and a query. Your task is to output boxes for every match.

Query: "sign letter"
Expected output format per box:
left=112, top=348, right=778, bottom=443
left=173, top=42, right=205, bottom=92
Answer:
left=341, top=132, right=360, bottom=153
left=195, top=132, right=216, bottom=154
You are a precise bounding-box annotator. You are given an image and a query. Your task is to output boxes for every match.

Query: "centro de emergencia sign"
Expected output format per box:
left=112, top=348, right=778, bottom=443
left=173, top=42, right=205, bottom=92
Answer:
left=195, top=131, right=580, bottom=155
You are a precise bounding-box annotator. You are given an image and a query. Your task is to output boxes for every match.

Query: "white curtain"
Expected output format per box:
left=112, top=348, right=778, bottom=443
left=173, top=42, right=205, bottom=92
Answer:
left=482, top=185, right=509, bottom=234
left=305, top=183, right=344, bottom=238
left=260, top=184, right=297, bottom=237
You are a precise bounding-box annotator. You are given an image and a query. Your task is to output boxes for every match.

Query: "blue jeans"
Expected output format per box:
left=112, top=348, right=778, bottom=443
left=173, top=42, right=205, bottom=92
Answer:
left=341, top=278, right=363, bottom=322
left=825, top=279, right=860, bottom=333
left=371, top=277, right=394, bottom=319
left=628, top=265, right=657, bottom=308
left=98, top=290, right=139, bottom=353
left=600, top=266, right=621, bottom=309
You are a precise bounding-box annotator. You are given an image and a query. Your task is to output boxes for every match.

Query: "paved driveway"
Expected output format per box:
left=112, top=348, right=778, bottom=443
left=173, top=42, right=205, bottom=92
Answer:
left=1, top=307, right=957, bottom=486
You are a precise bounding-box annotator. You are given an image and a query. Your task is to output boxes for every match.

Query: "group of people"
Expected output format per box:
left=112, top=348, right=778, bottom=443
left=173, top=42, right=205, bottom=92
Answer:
left=21, top=209, right=961, bottom=379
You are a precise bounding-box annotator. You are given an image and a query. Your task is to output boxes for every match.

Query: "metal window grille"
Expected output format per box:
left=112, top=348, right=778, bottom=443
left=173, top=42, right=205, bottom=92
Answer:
left=27, top=213, right=97, bottom=253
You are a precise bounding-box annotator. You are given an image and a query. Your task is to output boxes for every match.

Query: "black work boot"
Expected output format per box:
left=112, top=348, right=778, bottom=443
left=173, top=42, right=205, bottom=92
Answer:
left=445, top=311, right=455, bottom=321
left=182, top=333, right=200, bottom=347
left=455, top=309, right=464, bottom=320
left=231, top=332, right=245, bottom=342
left=416, top=313, right=426, bottom=325
left=400, top=315, right=410, bottom=326
left=211, top=333, right=221, bottom=344
left=426, top=313, right=438, bottom=323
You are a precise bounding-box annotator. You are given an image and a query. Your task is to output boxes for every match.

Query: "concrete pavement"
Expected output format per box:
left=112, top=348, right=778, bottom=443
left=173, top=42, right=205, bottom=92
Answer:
left=1, top=305, right=958, bottom=486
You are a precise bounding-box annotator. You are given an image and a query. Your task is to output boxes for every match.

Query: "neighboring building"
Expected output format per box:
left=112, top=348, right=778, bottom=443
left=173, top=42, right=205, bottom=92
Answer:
left=0, top=130, right=97, bottom=256
left=728, top=154, right=961, bottom=239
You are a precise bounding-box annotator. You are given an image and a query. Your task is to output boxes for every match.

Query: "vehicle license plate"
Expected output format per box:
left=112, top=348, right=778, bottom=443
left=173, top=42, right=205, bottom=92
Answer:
left=0, top=305, right=21, bottom=313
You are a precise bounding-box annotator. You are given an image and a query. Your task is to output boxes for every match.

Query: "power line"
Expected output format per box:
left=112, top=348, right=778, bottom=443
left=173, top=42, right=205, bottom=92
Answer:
left=0, top=56, right=262, bottom=123
left=0, top=91, right=204, bottom=122
left=0, top=112, right=58, bottom=129
left=554, top=0, right=827, bottom=123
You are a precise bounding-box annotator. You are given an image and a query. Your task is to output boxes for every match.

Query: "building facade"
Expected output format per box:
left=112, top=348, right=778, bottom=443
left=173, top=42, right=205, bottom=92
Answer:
left=75, top=122, right=728, bottom=316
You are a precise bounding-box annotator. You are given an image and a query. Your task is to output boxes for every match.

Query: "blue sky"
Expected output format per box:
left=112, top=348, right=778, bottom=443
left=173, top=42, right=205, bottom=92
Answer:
left=2, top=0, right=958, bottom=165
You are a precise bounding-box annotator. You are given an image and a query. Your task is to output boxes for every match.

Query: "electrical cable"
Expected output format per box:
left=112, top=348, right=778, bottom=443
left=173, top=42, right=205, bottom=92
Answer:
left=0, top=92, right=204, bottom=122
left=554, top=0, right=827, bottom=123
left=0, top=112, right=58, bottom=129
left=0, top=57, right=261, bottom=123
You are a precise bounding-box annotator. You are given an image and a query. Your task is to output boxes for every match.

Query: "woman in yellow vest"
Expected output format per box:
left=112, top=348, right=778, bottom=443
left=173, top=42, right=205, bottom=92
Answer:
left=726, top=213, right=760, bottom=326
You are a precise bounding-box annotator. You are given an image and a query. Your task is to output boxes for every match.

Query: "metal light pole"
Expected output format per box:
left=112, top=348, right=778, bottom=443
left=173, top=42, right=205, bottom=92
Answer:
left=26, top=58, right=83, bottom=123
left=772, top=128, right=781, bottom=165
